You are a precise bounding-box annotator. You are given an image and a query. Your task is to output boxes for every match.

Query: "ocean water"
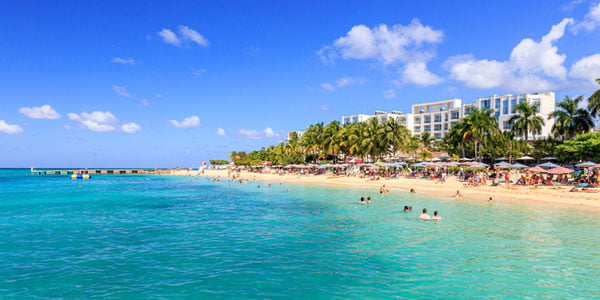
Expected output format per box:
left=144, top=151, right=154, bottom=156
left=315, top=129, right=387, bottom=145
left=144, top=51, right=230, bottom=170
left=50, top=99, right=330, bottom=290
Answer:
left=1, top=169, right=599, bottom=299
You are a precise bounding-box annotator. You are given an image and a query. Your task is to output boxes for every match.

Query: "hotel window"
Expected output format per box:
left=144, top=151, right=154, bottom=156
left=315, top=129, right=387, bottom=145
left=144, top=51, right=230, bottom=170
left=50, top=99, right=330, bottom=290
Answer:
left=435, top=133, right=442, bottom=139
left=415, top=117, right=421, bottom=123
left=444, top=114, right=449, bottom=121
left=531, top=98, right=541, bottom=112
left=481, top=100, right=490, bottom=109
left=495, top=99, right=500, bottom=110
left=465, top=108, right=472, bottom=115
left=451, top=112, right=459, bottom=119
left=494, top=112, right=499, bottom=119
left=511, top=99, right=517, bottom=113
left=502, top=100, right=508, bottom=114
left=352, top=117, right=358, bottom=123
left=444, top=124, right=448, bottom=130
left=434, top=124, right=442, bottom=131
left=503, top=121, right=512, bottom=130
left=424, top=117, right=431, bottom=123
left=414, top=126, right=421, bottom=132
left=424, top=126, right=431, bottom=132
left=434, top=115, right=442, bottom=122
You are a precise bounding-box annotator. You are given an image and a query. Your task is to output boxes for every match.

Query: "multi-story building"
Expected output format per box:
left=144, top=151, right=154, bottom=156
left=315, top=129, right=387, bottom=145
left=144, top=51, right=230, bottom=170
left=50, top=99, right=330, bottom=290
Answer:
left=341, top=111, right=414, bottom=133
left=476, top=91, right=555, bottom=138
left=341, top=114, right=372, bottom=126
left=411, top=98, right=462, bottom=140
left=340, top=91, right=556, bottom=141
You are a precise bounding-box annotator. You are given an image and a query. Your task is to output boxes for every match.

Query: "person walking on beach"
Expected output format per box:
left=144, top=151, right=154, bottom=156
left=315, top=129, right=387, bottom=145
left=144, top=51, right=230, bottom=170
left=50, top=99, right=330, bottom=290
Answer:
left=418, top=208, right=431, bottom=220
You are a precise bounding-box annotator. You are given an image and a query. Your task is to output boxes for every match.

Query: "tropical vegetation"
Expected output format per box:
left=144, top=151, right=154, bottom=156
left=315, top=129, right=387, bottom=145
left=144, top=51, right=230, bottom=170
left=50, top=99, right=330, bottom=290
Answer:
left=228, top=81, right=600, bottom=166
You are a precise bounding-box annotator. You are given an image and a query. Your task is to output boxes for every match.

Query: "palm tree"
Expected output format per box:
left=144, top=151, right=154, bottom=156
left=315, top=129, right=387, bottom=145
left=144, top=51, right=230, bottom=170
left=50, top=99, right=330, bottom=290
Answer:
left=508, top=101, right=545, bottom=141
left=549, top=95, right=594, bottom=140
left=420, top=131, right=434, bottom=150
left=460, top=108, right=499, bottom=161
left=587, top=78, right=600, bottom=118
left=381, top=118, right=410, bottom=157
left=405, top=136, right=421, bottom=162
left=322, top=121, right=341, bottom=162
left=300, top=122, right=324, bottom=161
left=361, top=118, right=383, bottom=160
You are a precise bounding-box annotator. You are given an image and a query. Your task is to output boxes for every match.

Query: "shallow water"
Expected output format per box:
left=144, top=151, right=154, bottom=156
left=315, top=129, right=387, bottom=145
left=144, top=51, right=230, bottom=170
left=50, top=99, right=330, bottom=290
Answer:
left=1, top=170, right=599, bottom=298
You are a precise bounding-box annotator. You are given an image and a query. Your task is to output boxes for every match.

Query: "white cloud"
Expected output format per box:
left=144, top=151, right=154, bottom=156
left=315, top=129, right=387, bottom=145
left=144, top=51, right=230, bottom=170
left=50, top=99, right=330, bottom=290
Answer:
left=0, top=120, right=23, bottom=134
left=171, top=116, right=200, bottom=128
left=383, top=89, right=396, bottom=99
left=158, top=28, right=180, bottom=46
left=320, top=82, right=335, bottom=91
left=573, top=2, right=600, bottom=32
left=239, top=127, right=279, bottom=139
left=158, top=26, right=210, bottom=47
left=570, top=53, right=600, bottom=83
left=67, top=111, right=118, bottom=132
left=111, top=57, right=135, bottom=65
left=335, top=76, right=368, bottom=87
left=216, top=128, right=226, bottom=136
left=140, top=98, right=150, bottom=107
left=445, top=18, right=573, bottom=92
left=318, top=19, right=443, bottom=86
left=155, top=93, right=163, bottom=98
left=321, top=76, right=368, bottom=91
left=178, top=25, right=209, bottom=47
left=192, top=68, right=206, bottom=76
left=112, top=85, right=131, bottom=97
left=319, top=104, right=330, bottom=111
left=402, top=62, right=443, bottom=86
left=264, top=127, right=276, bottom=138
left=121, top=122, right=142, bottom=134
left=18, top=105, right=61, bottom=119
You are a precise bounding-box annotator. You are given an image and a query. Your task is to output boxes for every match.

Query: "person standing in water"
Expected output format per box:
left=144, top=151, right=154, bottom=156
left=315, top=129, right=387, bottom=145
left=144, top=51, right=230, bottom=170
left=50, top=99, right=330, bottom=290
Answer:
left=418, top=208, right=431, bottom=220
left=431, top=211, right=442, bottom=220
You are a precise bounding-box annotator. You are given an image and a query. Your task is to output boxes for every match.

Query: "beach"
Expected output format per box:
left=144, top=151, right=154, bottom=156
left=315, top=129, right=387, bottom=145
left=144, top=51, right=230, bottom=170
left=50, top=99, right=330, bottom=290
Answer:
left=172, top=169, right=600, bottom=209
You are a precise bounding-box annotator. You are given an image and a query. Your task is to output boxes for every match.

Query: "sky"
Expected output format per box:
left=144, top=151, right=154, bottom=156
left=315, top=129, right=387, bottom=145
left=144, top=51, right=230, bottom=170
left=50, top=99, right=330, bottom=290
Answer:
left=1, top=0, right=600, bottom=168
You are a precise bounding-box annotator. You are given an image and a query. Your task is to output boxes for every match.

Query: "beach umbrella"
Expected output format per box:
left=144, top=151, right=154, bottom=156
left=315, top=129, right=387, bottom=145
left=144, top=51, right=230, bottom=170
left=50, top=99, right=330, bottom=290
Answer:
left=425, top=163, right=440, bottom=169
left=263, top=161, right=273, bottom=166
left=516, top=156, right=535, bottom=161
left=495, top=157, right=508, bottom=161
left=528, top=166, right=547, bottom=173
left=443, top=162, right=458, bottom=167
left=411, top=162, right=425, bottom=167
left=537, top=162, right=559, bottom=169
left=374, top=161, right=385, bottom=165
left=547, top=166, right=573, bottom=174
left=494, top=162, right=512, bottom=169
left=541, top=156, right=557, bottom=161
left=510, top=163, right=528, bottom=169
left=469, top=162, right=489, bottom=167
left=459, top=157, right=473, bottom=161
left=345, top=158, right=363, bottom=163
left=575, top=161, right=598, bottom=168
left=467, top=164, right=486, bottom=170
left=201, top=161, right=207, bottom=165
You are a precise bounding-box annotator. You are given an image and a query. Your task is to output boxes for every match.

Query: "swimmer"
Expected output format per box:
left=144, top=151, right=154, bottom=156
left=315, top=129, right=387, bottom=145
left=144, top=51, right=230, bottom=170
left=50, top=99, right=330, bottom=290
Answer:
left=454, top=190, right=463, bottom=199
left=257, top=185, right=260, bottom=188
left=403, top=205, right=412, bottom=212
left=488, top=197, right=493, bottom=202
left=431, top=211, right=442, bottom=220
left=285, top=189, right=290, bottom=192
left=418, top=208, right=431, bottom=220
left=410, top=188, right=416, bottom=194
left=359, top=197, right=366, bottom=204
left=367, top=196, right=372, bottom=204
left=268, top=184, right=271, bottom=188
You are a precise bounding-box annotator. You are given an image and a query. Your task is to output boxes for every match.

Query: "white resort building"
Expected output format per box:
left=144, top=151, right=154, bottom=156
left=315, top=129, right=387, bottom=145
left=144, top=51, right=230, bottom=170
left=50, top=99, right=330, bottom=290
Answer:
left=340, top=91, right=556, bottom=141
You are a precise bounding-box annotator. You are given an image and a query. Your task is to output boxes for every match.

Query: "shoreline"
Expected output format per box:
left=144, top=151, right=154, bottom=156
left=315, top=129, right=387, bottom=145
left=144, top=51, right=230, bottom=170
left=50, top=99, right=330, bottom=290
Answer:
left=170, top=169, right=600, bottom=210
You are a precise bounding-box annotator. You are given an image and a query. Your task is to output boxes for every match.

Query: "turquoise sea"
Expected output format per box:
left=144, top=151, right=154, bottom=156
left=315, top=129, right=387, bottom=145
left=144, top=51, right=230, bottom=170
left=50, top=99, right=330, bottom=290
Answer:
left=1, top=169, right=599, bottom=299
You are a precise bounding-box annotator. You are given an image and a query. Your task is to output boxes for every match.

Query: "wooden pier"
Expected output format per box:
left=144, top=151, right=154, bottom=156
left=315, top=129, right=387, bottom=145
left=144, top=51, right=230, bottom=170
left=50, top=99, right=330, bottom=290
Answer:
left=30, top=168, right=190, bottom=175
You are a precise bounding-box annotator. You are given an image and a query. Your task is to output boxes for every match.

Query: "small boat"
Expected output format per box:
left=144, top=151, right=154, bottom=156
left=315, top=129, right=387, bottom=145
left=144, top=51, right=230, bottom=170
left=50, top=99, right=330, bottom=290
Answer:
left=71, top=174, right=91, bottom=180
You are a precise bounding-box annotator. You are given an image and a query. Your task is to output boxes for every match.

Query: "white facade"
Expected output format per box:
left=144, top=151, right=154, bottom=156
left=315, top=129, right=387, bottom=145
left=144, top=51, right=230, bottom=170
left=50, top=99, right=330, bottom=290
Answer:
left=411, top=98, right=462, bottom=140
left=341, top=114, right=372, bottom=126
left=338, top=91, right=556, bottom=141
left=341, top=111, right=414, bottom=133
left=286, top=130, right=304, bottom=141
left=476, top=91, right=555, bottom=139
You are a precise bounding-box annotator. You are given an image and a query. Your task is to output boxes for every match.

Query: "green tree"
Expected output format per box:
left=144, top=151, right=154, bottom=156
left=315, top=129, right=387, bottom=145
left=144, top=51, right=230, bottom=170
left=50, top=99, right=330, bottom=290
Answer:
left=508, top=100, right=545, bottom=141
left=549, top=95, right=594, bottom=140
left=555, top=132, right=600, bottom=162
left=460, top=108, right=499, bottom=161
left=587, top=78, right=600, bottom=118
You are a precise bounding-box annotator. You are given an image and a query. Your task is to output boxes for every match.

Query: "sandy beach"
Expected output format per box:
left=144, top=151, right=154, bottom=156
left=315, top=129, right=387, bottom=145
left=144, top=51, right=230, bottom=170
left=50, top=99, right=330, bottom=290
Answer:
left=170, top=169, right=600, bottom=209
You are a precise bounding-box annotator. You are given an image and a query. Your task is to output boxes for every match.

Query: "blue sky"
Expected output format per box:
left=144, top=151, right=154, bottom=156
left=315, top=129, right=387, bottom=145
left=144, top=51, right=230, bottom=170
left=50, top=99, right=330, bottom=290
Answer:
left=1, top=0, right=600, bottom=167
